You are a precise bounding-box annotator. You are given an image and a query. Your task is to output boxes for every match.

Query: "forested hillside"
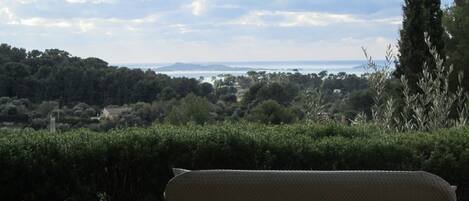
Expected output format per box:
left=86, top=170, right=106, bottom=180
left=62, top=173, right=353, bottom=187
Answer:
left=0, top=44, right=209, bottom=105
left=0, top=43, right=375, bottom=131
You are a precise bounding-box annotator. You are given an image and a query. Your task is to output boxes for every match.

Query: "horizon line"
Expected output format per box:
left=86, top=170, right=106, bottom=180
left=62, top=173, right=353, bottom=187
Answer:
left=111, top=59, right=387, bottom=66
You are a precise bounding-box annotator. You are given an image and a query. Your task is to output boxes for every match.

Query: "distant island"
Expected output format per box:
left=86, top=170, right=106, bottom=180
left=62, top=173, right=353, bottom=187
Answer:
left=353, top=64, right=367, bottom=70
left=154, top=63, right=256, bottom=72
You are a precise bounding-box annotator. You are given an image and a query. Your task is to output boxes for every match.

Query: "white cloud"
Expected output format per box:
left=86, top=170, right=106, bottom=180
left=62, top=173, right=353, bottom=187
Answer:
left=231, top=10, right=401, bottom=27
left=0, top=8, right=160, bottom=33
left=65, top=0, right=115, bottom=4
left=375, top=36, right=392, bottom=44
left=17, top=0, right=37, bottom=4
left=280, top=11, right=359, bottom=27
left=0, top=1, right=401, bottom=62
left=0, top=7, right=16, bottom=22
left=19, top=18, right=72, bottom=27
left=78, top=20, right=95, bottom=32
left=214, top=4, right=239, bottom=9
left=108, top=36, right=396, bottom=63
left=184, top=1, right=237, bottom=16
left=170, top=24, right=193, bottom=34
left=372, top=17, right=402, bottom=25
left=189, top=0, right=207, bottom=16
left=131, top=14, right=160, bottom=23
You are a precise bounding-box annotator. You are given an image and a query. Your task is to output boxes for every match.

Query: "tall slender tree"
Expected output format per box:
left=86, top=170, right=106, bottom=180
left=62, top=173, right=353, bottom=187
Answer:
left=444, top=0, right=469, bottom=90
left=395, top=0, right=446, bottom=91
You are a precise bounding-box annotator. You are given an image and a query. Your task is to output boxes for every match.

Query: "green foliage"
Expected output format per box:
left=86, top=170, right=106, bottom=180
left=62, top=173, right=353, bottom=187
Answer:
left=243, top=82, right=299, bottom=106
left=302, top=88, right=328, bottom=122
left=160, top=87, right=177, bottom=101
left=0, top=104, right=18, bottom=115
left=444, top=1, right=469, bottom=91
left=247, top=100, right=296, bottom=124
left=343, top=90, right=374, bottom=118
left=72, top=103, right=96, bottom=118
left=0, top=44, right=211, bottom=105
left=166, top=93, right=214, bottom=125
left=364, top=37, right=468, bottom=132
left=214, top=74, right=237, bottom=99
left=36, top=101, right=59, bottom=116
left=363, top=45, right=394, bottom=123
left=396, top=0, right=446, bottom=91
left=0, top=97, right=30, bottom=123
left=1, top=124, right=469, bottom=200
left=0, top=43, right=377, bottom=128
left=198, top=82, right=214, bottom=98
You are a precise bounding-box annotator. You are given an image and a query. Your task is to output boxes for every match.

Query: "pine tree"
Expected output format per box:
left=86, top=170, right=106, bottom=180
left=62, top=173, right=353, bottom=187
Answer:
left=395, top=0, right=446, bottom=91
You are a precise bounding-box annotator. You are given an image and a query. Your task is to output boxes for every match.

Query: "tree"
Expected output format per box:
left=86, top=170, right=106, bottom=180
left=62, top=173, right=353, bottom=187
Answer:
left=395, top=0, right=446, bottom=91
left=247, top=100, right=296, bottom=124
left=0, top=104, right=18, bottom=116
left=198, top=82, right=214, bottom=98
left=72, top=103, right=96, bottom=118
left=0, top=62, right=31, bottom=97
left=214, top=74, right=237, bottom=100
left=0, top=44, right=27, bottom=63
left=444, top=0, right=469, bottom=90
left=318, top=71, right=328, bottom=79
left=244, top=82, right=299, bottom=106
left=0, top=43, right=214, bottom=106
left=160, top=87, right=177, bottom=101
left=36, top=101, right=59, bottom=117
left=344, top=90, right=374, bottom=118
left=166, top=93, right=214, bottom=125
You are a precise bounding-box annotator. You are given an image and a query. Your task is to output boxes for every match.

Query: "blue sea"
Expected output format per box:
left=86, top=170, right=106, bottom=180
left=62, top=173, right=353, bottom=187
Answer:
left=116, top=60, right=386, bottom=81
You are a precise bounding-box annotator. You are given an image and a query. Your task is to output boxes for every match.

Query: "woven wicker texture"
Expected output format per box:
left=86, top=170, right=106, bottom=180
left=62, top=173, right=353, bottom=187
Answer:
left=165, top=170, right=456, bottom=201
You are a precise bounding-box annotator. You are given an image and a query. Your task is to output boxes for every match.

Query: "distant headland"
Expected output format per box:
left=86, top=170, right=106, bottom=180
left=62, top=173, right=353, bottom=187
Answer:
left=154, top=63, right=256, bottom=72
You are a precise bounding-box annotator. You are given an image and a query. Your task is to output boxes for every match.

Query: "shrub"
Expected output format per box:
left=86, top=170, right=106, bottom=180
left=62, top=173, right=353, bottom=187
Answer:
left=247, top=100, right=296, bottom=124
left=1, top=124, right=469, bottom=201
left=160, top=87, right=177, bottom=101
left=0, top=97, right=11, bottom=105
left=301, top=88, right=327, bottom=123
left=165, top=93, right=214, bottom=125
left=363, top=38, right=469, bottom=132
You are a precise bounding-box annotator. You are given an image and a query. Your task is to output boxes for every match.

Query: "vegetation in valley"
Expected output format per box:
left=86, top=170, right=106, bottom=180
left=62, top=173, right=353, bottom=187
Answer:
left=1, top=0, right=467, bottom=132
left=0, top=44, right=372, bottom=131
left=1, top=0, right=469, bottom=201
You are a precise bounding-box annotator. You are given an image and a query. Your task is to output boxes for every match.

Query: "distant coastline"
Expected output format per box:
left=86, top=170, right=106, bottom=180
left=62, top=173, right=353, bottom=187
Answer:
left=113, top=60, right=389, bottom=80
left=154, top=63, right=259, bottom=72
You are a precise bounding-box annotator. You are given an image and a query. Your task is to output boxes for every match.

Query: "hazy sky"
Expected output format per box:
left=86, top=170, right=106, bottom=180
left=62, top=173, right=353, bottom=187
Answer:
left=0, top=0, right=454, bottom=63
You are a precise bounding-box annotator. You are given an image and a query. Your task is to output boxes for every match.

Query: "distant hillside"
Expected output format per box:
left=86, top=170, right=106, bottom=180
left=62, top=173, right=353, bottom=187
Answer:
left=155, top=63, right=254, bottom=71
left=352, top=62, right=396, bottom=71
left=353, top=64, right=367, bottom=70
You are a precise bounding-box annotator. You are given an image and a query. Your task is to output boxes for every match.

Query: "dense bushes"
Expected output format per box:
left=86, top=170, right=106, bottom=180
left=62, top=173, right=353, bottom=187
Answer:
left=165, top=93, right=214, bottom=125
left=1, top=123, right=469, bottom=201
left=247, top=100, right=297, bottom=124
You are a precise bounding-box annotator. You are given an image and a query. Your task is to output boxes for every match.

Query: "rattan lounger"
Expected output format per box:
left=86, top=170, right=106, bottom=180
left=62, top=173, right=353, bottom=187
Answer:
left=165, top=169, right=457, bottom=201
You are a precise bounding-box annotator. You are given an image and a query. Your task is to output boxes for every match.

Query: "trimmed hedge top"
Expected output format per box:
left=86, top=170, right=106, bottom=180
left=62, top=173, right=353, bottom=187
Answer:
left=1, top=123, right=469, bottom=201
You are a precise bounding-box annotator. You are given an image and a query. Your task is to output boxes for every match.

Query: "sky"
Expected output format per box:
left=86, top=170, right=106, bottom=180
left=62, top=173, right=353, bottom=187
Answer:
left=0, top=0, right=454, bottom=64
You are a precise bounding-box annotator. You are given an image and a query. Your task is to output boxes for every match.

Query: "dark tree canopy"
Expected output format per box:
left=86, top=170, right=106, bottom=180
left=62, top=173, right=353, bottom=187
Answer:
left=247, top=100, right=296, bottom=124
left=444, top=0, right=469, bottom=91
left=0, top=43, right=378, bottom=129
left=0, top=44, right=210, bottom=106
left=395, top=0, right=446, bottom=91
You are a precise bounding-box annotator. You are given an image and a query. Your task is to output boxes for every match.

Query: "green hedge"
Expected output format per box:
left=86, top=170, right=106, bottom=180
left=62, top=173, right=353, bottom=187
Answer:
left=1, top=123, right=469, bottom=201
